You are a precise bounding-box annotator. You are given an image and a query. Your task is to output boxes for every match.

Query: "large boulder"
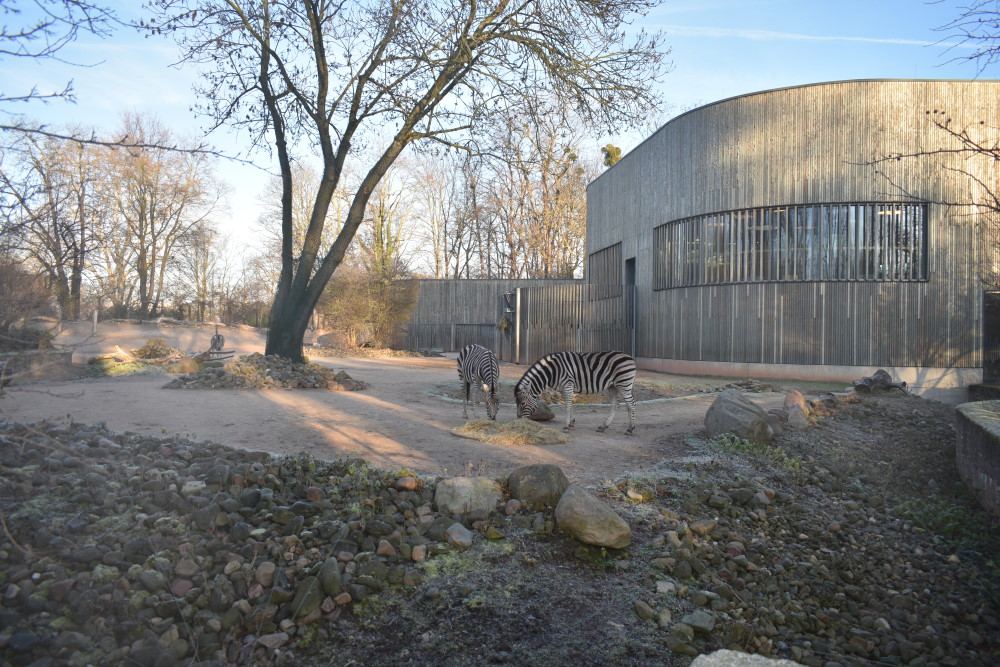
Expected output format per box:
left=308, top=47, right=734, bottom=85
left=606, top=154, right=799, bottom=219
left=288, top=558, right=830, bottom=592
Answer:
left=530, top=400, right=555, bottom=421
left=434, top=477, right=502, bottom=516
left=783, top=390, right=810, bottom=429
left=508, top=464, right=569, bottom=509
left=704, top=388, right=773, bottom=443
left=554, top=486, right=630, bottom=549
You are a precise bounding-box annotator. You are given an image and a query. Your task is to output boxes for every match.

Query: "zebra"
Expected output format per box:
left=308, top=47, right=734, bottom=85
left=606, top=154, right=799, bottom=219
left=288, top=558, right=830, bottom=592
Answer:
left=457, top=344, right=500, bottom=420
left=514, top=351, right=636, bottom=435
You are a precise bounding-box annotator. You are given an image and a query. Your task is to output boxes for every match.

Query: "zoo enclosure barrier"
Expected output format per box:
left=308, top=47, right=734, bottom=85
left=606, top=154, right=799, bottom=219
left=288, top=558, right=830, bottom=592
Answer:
left=401, top=283, right=635, bottom=365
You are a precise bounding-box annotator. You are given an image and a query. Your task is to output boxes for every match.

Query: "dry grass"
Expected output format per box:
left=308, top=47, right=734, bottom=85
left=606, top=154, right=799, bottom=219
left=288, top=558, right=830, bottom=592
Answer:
left=451, top=418, right=569, bottom=445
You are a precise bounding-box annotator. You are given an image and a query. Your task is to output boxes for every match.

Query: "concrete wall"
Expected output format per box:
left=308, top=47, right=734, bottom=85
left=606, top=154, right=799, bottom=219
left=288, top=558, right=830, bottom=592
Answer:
left=956, top=401, right=1000, bottom=516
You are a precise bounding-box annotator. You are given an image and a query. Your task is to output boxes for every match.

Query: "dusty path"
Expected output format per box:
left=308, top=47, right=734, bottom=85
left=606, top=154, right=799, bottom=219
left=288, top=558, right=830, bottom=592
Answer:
left=0, top=321, right=795, bottom=486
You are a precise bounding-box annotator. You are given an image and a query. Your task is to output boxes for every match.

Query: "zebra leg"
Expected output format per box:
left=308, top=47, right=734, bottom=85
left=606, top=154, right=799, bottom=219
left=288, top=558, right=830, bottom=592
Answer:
left=462, top=380, right=470, bottom=419
left=624, top=388, right=636, bottom=435
left=562, top=383, right=575, bottom=432
left=598, top=386, right=620, bottom=433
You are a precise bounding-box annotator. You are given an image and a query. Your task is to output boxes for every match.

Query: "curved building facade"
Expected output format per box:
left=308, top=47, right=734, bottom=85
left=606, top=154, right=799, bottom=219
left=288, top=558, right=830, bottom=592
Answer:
left=586, top=79, right=1000, bottom=401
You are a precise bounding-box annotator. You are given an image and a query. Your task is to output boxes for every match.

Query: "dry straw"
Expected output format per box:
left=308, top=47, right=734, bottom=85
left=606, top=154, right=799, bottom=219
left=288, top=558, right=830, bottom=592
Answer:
left=451, top=418, right=569, bottom=445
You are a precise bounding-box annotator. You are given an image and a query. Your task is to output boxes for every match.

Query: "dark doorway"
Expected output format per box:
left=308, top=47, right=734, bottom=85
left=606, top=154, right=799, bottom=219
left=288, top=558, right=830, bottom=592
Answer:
left=984, top=291, right=1000, bottom=381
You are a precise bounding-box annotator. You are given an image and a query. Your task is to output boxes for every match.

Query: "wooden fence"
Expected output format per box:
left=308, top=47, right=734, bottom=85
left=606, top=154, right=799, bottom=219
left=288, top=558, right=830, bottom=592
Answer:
left=514, top=284, right=634, bottom=364
left=401, top=281, right=634, bottom=366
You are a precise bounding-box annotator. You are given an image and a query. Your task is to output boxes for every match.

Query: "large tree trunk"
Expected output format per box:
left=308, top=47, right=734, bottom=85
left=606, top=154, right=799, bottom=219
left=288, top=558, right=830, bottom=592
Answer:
left=265, top=290, right=315, bottom=363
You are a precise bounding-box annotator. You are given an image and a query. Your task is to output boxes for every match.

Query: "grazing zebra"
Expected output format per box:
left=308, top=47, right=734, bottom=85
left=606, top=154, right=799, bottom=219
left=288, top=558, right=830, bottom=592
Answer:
left=457, top=344, right=501, bottom=420
left=515, top=351, right=636, bottom=435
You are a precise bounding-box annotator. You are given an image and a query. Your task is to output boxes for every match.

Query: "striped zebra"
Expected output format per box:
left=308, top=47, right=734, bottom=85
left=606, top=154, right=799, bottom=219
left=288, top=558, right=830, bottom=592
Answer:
left=515, top=351, right=636, bottom=435
left=457, top=344, right=501, bottom=420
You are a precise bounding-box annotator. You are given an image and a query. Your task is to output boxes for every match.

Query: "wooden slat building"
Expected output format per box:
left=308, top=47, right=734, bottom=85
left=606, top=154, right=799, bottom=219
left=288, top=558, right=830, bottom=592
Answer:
left=402, top=278, right=580, bottom=360
left=586, top=79, right=1000, bottom=402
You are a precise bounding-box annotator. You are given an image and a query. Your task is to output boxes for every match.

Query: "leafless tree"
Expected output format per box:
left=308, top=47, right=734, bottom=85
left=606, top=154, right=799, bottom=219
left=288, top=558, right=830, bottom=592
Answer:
left=937, top=0, right=1000, bottom=72
left=0, top=1, right=221, bottom=155
left=91, top=113, right=224, bottom=317
left=0, top=132, right=98, bottom=319
left=866, top=6, right=1000, bottom=289
left=472, top=102, right=592, bottom=278
left=143, top=0, right=670, bottom=362
left=0, top=0, right=114, bottom=108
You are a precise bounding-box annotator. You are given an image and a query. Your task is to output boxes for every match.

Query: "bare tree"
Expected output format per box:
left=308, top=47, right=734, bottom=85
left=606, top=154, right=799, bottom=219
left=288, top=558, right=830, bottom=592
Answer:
left=0, top=0, right=114, bottom=108
left=171, top=221, right=222, bottom=321
left=411, top=154, right=465, bottom=278
left=0, top=132, right=98, bottom=319
left=253, top=162, right=346, bottom=286
left=143, top=0, right=670, bottom=362
left=93, top=112, right=224, bottom=317
left=471, top=102, right=592, bottom=278
left=937, top=1, right=1000, bottom=72
left=865, top=6, right=1000, bottom=289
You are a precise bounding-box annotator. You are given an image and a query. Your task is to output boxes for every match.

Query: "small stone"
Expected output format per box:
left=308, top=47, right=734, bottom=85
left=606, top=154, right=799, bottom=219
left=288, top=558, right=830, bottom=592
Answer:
left=689, top=519, right=718, bottom=536
left=633, top=600, right=656, bottom=621
left=376, top=539, right=397, bottom=557
left=137, top=569, right=166, bottom=593
left=445, top=522, right=474, bottom=548
left=681, top=610, right=716, bottom=634
left=393, top=476, right=419, bottom=491
left=656, top=580, right=677, bottom=595
left=170, top=579, right=194, bottom=597
left=174, top=559, right=199, bottom=578
left=257, top=632, right=289, bottom=649
left=256, top=562, right=276, bottom=587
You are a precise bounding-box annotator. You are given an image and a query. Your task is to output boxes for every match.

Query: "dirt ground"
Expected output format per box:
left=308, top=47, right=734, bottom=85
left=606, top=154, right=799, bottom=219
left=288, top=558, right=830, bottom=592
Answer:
left=0, top=320, right=838, bottom=486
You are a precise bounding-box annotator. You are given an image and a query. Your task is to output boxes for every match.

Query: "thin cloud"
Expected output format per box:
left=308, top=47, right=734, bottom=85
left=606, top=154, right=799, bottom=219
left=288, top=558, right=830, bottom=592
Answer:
left=658, top=24, right=970, bottom=48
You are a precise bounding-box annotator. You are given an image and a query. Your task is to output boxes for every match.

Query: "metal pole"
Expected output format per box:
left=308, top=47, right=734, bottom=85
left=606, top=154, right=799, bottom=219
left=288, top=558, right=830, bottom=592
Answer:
left=514, top=288, right=522, bottom=364
left=631, top=285, right=637, bottom=358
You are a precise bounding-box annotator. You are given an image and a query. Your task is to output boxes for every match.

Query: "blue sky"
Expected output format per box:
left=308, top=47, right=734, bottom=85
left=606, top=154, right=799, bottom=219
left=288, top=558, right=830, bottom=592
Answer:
left=6, top=0, right=992, bottom=244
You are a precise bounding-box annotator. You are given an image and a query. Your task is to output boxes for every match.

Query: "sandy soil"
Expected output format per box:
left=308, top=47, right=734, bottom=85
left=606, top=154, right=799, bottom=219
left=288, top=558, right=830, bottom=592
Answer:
left=0, top=320, right=805, bottom=486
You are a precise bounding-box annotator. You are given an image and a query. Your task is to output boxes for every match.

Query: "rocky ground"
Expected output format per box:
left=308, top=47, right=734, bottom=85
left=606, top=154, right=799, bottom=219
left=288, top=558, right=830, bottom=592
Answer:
left=1, top=380, right=998, bottom=666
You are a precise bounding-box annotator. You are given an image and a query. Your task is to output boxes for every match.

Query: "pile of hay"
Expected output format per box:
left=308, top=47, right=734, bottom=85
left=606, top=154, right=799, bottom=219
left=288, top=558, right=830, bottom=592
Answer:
left=451, top=418, right=568, bottom=445
left=131, top=337, right=178, bottom=360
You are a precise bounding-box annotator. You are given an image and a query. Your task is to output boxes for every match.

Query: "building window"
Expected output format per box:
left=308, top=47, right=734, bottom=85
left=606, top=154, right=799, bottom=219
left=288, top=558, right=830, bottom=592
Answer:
left=653, top=203, right=927, bottom=289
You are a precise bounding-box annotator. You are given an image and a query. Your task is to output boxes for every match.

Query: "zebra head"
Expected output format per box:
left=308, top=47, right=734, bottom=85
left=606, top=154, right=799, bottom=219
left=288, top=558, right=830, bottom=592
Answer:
left=484, top=384, right=499, bottom=420
left=514, top=383, right=536, bottom=419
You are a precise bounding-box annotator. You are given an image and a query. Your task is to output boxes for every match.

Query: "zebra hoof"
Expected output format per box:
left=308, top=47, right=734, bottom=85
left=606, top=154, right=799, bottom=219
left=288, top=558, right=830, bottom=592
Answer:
left=625, top=428, right=634, bottom=436
left=596, top=425, right=607, bottom=433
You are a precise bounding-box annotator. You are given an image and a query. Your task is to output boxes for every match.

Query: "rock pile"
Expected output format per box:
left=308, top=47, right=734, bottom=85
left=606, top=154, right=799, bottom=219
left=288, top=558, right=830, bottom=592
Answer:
left=163, top=353, right=367, bottom=391
left=628, top=395, right=1000, bottom=665
left=0, top=419, right=538, bottom=666
left=2, top=392, right=997, bottom=666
